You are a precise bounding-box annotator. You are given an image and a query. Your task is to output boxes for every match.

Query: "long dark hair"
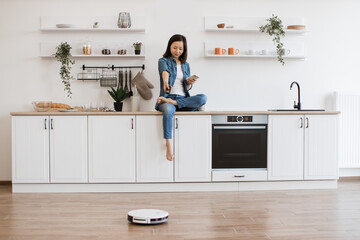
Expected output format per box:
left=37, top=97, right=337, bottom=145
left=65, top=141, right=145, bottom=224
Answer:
left=163, top=34, right=187, bottom=64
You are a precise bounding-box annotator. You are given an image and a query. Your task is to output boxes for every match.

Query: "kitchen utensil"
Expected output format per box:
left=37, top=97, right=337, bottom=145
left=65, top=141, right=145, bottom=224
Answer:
left=32, top=101, right=52, bottom=112
left=287, top=25, right=306, bottom=30
left=124, top=69, right=128, bottom=90
left=119, top=70, right=123, bottom=89
left=129, top=69, right=133, bottom=96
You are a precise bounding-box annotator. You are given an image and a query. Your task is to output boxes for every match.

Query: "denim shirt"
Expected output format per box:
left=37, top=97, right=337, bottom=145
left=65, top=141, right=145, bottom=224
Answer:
left=155, top=57, right=191, bottom=110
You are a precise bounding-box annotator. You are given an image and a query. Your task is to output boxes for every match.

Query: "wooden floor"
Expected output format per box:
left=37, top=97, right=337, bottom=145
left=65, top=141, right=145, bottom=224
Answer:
left=1, top=180, right=360, bottom=240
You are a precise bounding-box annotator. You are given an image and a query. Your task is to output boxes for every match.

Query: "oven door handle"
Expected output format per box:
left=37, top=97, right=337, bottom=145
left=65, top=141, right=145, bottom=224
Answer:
left=213, top=126, right=266, bottom=130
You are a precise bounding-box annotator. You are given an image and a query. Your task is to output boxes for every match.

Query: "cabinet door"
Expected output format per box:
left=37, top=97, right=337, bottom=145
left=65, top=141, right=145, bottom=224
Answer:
left=136, top=116, right=173, bottom=182
left=88, top=116, right=135, bottom=183
left=304, top=115, right=338, bottom=180
left=268, top=115, right=304, bottom=180
left=50, top=116, right=87, bottom=183
left=174, top=115, right=212, bottom=182
left=12, top=116, right=50, bottom=183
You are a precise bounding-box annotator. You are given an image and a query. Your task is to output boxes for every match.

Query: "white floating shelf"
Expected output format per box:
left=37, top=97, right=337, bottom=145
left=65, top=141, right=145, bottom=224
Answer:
left=41, top=28, right=145, bottom=32
left=41, top=54, right=145, bottom=58
left=40, top=16, right=146, bottom=31
left=204, top=54, right=305, bottom=59
left=205, top=28, right=307, bottom=34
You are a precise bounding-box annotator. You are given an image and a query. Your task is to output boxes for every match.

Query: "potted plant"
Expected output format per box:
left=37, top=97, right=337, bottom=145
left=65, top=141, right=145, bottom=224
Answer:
left=93, top=21, right=99, bottom=28
left=259, top=14, right=286, bottom=65
left=132, top=42, right=142, bottom=55
left=107, top=85, right=129, bottom=111
left=54, top=42, right=75, bottom=98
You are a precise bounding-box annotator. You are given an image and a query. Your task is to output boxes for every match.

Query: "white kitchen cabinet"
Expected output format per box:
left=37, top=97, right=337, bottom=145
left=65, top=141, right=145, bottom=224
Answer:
left=88, top=116, right=135, bottom=183
left=304, top=115, right=338, bottom=180
left=174, top=115, right=212, bottom=182
left=49, top=116, right=88, bottom=183
left=136, top=116, right=173, bottom=182
left=268, top=115, right=304, bottom=180
left=12, top=116, right=50, bottom=183
left=268, top=115, right=338, bottom=181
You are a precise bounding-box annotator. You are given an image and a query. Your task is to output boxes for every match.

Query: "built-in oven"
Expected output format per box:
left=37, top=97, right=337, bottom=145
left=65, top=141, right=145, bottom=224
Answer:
left=212, top=115, right=268, bottom=170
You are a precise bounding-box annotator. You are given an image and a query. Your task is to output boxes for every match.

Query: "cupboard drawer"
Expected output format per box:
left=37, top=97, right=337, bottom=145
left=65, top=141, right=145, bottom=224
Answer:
left=212, top=170, right=267, bottom=182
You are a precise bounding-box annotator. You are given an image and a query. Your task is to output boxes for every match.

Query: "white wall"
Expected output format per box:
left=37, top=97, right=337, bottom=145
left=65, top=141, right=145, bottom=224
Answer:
left=1, top=0, right=360, bottom=180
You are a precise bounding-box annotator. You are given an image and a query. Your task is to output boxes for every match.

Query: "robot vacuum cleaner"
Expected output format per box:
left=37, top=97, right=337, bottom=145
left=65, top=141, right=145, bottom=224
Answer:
left=127, top=209, right=169, bottom=225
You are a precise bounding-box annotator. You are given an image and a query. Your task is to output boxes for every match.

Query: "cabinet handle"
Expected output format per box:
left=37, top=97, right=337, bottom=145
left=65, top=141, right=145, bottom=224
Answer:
left=306, top=117, right=309, bottom=128
left=175, top=118, right=178, bottom=129
left=234, top=175, right=245, bottom=178
left=44, top=119, right=47, bottom=130
left=300, top=117, right=303, bottom=128
left=50, top=119, right=53, bottom=130
left=131, top=118, right=134, bottom=129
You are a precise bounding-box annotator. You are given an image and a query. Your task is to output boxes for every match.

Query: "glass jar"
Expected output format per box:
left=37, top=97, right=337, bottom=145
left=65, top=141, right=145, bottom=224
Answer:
left=117, top=12, right=131, bottom=28
left=83, top=42, right=92, bottom=55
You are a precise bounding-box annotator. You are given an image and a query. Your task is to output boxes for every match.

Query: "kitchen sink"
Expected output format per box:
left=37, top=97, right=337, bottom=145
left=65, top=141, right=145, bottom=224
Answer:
left=268, top=109, right=325, bottom=111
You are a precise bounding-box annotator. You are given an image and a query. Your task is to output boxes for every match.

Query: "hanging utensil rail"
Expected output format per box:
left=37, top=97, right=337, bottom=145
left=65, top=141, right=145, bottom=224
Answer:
left=82, top=64, right=145, bottom=71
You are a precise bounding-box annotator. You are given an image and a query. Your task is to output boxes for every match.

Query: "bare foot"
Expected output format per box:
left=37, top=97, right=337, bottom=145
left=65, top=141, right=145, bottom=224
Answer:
left=166, top=140, right=173, bottom=161
left=157, top=97, right=178, bottom=106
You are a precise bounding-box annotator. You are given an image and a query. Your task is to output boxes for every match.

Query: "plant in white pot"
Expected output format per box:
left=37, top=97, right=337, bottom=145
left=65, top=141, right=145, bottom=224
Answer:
left=259, top=14, right=286, bottom=65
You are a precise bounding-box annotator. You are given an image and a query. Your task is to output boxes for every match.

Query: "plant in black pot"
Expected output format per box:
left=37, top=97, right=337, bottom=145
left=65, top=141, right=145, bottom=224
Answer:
left=132, top=42, right=142, bottom=55
left=107, top=84, right=129, bottom=111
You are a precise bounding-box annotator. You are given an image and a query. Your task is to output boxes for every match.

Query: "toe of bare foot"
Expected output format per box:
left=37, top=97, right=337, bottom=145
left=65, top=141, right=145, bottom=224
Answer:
left=166, top=153, right=173, bottom=161
left=157, top=97, right=166, bottom=104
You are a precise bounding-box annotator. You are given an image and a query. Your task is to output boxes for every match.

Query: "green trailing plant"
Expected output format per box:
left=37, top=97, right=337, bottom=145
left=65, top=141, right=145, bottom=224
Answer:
left=54, top=42, right=75, bottom=98
left=107, top=85, right=129, bottom=103
left=132, top=42, right=142, bottom=50
left=259, top=14, right=286, bottom=65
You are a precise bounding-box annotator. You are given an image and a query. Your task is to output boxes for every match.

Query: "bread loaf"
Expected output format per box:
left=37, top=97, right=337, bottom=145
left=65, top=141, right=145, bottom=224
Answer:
left=51, top=103, right=71, bottom=108
left=36, top=102, right=70, bottom=108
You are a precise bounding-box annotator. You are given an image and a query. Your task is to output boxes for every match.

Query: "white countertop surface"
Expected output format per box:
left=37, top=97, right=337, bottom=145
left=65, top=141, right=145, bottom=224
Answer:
left=10, top=110, right=340, bottom=116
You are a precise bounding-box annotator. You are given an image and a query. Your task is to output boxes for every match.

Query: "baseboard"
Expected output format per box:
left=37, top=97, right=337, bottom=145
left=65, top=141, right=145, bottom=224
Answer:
left=12, top=180, right=338, bottom=193
left=339, top=168, right=360, bottom=177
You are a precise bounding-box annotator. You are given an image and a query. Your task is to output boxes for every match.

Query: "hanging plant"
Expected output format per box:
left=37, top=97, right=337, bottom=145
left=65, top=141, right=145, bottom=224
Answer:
left=259, top=14, right=286, bottom=65
left=54, top=42, right=75, bottom=98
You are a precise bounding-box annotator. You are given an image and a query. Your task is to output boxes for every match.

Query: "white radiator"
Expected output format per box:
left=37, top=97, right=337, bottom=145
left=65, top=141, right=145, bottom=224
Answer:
left=335, top=92, right=360, bottom=168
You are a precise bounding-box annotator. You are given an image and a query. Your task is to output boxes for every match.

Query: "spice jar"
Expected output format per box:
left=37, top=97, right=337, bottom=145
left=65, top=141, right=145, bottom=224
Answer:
left=83, top=42, right=92, bottom=55
left=102, top=48, right=111, bottom=55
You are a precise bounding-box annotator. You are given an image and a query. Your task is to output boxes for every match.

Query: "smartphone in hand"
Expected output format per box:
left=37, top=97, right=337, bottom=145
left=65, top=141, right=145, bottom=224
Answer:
left=188, top=75, right=199, bottom=81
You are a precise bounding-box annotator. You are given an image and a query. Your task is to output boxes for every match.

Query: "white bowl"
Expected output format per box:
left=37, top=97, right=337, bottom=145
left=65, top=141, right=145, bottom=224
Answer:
left=56, top=24, right=75, bottom=28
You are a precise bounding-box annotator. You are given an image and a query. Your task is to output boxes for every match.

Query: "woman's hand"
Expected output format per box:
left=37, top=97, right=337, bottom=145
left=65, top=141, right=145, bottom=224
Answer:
left=162, top=71, right=170, bottom=93
left=163, top=80, right=171, bottom=93
left=187, top=78, right=197, bottom=85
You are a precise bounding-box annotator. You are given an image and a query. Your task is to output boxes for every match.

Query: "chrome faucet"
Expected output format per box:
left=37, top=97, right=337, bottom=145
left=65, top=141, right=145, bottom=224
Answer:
left=290, top=81, right=301, bottom=110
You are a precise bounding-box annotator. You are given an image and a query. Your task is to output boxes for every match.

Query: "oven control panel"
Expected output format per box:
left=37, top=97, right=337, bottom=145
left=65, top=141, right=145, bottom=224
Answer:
left=227, top=116, right=253, bottom=123
left=212, top=115, right=268, bottom=125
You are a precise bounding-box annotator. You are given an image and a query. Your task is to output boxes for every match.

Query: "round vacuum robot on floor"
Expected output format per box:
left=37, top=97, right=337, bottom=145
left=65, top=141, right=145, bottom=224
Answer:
left=127, top=209, right=169, bottom=225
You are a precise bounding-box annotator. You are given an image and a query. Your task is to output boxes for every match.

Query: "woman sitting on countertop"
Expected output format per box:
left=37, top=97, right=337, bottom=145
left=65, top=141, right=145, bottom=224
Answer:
left=155, top=34, right=207, bottom=161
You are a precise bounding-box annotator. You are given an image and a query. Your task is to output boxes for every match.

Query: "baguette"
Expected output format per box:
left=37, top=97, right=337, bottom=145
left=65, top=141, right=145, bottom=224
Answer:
left=36, top=102, right=71, bottom=109
left=51, top=103, right=71, bottom=108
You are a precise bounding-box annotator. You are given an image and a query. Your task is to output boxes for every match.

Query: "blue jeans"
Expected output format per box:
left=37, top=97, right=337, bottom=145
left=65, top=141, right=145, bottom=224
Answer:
left=158, top=94, right=207, bottom=139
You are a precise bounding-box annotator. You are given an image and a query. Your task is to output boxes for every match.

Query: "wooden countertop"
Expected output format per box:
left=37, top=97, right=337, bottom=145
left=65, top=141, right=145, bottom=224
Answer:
left=10, top=110, right=340, bottom=116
